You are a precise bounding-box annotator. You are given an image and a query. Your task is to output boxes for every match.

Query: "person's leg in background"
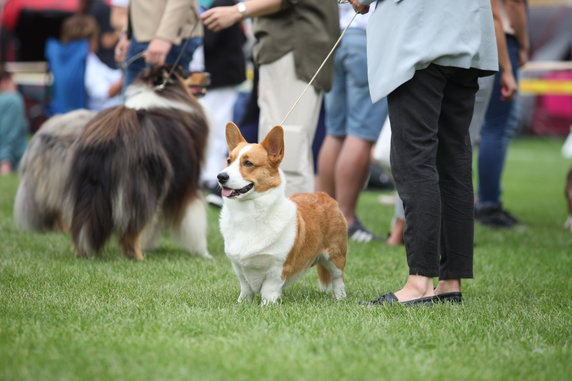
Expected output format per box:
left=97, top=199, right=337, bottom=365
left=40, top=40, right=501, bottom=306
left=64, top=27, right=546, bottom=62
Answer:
left=316, top=34, right=347, bottom=199
left=386, top=193, right=405, bottom=246
left=468, top=75, right=495, bottom=146
left=476, top=34, right=520, bottom=228
left=258, top=52, right=321, bottom=196
left=316, top=29, right=386, bottom=242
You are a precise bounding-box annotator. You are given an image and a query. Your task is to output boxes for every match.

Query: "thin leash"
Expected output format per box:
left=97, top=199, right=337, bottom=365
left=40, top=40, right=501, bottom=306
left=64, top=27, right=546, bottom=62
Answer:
left=279, top=6, right=359, bottom=126
left=119, top=50, right=145, bottom=70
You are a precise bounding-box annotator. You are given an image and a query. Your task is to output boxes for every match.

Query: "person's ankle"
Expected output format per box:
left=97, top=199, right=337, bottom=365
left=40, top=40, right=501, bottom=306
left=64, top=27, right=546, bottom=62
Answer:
left=344, top=215, right=356, bottom=227
left=435, top=279, right=461, bottom=294
left=394, top=275, right=435, bottom=301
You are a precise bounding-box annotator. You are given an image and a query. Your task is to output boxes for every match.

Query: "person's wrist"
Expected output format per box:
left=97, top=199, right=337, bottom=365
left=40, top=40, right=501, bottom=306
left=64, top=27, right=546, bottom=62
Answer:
left=236, top=2, right=247, bottom=20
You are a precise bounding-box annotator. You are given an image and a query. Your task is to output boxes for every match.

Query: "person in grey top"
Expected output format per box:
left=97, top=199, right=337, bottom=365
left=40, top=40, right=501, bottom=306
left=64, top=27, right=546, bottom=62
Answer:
left=350, top=0, right=498, bottom=305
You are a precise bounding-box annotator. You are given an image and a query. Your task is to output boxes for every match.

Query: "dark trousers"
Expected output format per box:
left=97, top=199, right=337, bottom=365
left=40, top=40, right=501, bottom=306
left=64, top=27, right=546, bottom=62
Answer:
left=388, top=64, right=479, bottom=279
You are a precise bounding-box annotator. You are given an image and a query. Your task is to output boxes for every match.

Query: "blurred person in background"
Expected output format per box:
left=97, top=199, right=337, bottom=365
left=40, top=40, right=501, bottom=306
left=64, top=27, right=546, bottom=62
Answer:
left=315, top=1, right=387, bottom=243
left=0, top=68, right=28, bottom=175
left=475, top=0, right=529, bottom=229
left=114, top=0, right=203, bottom=87
left=47, top=13, right=123, bottom=112
left=201, top=0, right=339, bottom=196
left=85, top=0, right=120, bottom=69
left=198, top=0, right=247, bottom=207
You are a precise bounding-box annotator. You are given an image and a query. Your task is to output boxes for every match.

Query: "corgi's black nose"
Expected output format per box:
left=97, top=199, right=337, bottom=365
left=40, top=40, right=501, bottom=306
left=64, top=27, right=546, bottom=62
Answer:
left=217, top=172, right=229, bottom=185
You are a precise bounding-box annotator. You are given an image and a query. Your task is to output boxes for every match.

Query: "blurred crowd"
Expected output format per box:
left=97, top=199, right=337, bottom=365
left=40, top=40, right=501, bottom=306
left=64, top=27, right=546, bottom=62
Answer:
left=0, top=0, right=571, bottom=242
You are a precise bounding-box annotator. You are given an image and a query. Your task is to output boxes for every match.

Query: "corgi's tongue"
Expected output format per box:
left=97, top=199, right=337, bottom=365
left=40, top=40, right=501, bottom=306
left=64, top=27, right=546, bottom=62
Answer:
left=221, top=183, right=254, bottom=198
left=221, top=188, right=234, bottom=197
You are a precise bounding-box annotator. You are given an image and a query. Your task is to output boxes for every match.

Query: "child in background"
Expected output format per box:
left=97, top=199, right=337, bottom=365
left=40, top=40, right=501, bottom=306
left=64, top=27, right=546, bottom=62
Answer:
left=64, top=14, right=123, bottom=111
left=0, top=68, right=28, bottom=175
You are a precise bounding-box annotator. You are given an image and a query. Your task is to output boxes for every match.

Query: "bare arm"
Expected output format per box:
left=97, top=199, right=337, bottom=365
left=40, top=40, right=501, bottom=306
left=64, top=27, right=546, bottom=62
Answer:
left=201, top=0, right=283, bottom=32
left=504, top=0, right=529, bottom=66
left=492, top=0, right=518, bottom=100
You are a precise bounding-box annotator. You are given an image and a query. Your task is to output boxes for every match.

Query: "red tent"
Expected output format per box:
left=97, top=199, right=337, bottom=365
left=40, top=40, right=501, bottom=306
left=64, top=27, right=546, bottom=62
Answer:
left=1, top=0, right=80, bottom=61
left=2, top=0, right=79, bottom=31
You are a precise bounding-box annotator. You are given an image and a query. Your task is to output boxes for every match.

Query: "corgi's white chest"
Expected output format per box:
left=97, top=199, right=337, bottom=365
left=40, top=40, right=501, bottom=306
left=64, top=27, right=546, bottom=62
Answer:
left=220, top=197, right=297, bottom=264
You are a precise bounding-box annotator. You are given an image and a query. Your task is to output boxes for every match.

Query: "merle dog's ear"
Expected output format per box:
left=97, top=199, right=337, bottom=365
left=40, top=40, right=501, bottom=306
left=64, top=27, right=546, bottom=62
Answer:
left=226, top=122, right=247, bottom=152
left=261, top=126, right=284, bottom=166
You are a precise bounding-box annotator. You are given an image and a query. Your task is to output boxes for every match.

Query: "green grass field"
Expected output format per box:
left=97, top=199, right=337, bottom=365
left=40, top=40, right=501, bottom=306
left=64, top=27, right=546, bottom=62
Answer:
left=1, top=137, right=571, bottom=381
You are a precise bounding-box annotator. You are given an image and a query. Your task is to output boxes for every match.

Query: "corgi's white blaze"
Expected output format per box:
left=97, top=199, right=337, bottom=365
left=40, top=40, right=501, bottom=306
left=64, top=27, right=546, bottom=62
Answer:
left=220, top=164, right=298, bottom=305
left=220, top=145, right=253, bottom=192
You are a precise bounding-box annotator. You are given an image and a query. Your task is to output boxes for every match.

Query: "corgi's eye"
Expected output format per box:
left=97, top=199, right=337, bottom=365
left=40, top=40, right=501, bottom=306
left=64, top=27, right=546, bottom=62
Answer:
left=243, top=160, right=253, bottom=167
left=226, top=157, right=231, bottom=165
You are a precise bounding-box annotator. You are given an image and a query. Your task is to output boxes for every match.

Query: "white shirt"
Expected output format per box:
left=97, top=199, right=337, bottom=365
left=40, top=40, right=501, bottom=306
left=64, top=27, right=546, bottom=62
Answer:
left=84, top=53, right=123, bottom=111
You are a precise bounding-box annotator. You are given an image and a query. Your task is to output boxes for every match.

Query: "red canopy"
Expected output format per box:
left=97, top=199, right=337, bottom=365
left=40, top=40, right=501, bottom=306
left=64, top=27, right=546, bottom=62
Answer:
left=1, top=0, right=80, bottom=30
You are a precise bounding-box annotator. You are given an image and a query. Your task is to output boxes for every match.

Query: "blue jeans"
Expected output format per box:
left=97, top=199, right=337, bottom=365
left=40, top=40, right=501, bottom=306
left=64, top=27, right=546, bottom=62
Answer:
left=477, top=35, right=520, bottom=207
left=123, top=37, right=202, bottom=87
left=325, top=28, right=387, bottom=142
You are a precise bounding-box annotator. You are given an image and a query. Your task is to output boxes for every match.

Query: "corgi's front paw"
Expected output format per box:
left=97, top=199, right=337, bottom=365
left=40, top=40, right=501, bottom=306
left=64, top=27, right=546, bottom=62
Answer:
left=237, top=292, right=254, bottom=303
left=260, top=295, right=282, bottom=306
left=333, top=288, right=347, bottom=300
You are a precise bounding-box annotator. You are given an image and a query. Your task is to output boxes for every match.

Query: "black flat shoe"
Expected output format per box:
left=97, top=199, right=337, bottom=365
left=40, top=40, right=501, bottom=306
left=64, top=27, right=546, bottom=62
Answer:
left=365, top=292, right=438, bottom=306
left=436, top=291, right=463, bottom=303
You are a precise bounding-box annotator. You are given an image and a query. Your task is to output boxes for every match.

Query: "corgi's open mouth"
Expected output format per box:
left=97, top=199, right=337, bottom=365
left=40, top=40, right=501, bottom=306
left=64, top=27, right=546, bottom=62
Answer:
left=221, top=183, right=254, bottom=198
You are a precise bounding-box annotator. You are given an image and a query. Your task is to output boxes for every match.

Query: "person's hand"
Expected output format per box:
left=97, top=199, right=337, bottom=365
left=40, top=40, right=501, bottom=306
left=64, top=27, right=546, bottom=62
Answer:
left=348, top=0, right=370, bottom=14
left=144, top=38, right=172, bottom=65
left=500, top=68, right=518, bottom=101
left=201, top=6, right=242, bottom=32
left=114, top=34, right=130, bottom=63
left=108, top=77, right=124, bottom=98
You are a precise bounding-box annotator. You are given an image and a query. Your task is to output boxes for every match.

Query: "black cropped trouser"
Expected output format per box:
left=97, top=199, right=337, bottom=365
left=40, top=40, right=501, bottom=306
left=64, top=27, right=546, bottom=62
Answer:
left=388, top=64, right=480, bottom=279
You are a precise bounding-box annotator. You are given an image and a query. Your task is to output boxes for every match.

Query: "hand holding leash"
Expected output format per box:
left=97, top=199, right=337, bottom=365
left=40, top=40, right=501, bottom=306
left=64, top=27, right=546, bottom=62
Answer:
left=345, top=0, right=370, bottom=14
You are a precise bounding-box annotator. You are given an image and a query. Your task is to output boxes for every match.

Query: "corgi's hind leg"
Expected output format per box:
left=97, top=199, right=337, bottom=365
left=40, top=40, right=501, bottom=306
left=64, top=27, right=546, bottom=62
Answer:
left=318, top=248, right=347, bottom=300
left=119, top=232, right=144, bottom=260
left=316, top=263, right=332, bottom=292
left=174, top=195, right=212, bottom=259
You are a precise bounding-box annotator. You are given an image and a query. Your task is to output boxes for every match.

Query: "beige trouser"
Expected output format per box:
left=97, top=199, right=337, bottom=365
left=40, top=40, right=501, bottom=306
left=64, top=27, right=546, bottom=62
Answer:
left=258, top=52, right=323, bottom=196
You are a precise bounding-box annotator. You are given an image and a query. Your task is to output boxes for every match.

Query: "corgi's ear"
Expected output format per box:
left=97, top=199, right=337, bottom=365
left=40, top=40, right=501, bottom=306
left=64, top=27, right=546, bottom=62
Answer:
left=226, top=122, right=246, bottom=152
left=261, top=126, right=284, bottom=166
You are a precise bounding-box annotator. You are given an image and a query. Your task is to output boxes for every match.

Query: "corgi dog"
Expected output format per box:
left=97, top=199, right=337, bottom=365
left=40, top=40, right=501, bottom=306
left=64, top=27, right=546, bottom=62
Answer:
left=217, top=122, right=348, bottom=305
